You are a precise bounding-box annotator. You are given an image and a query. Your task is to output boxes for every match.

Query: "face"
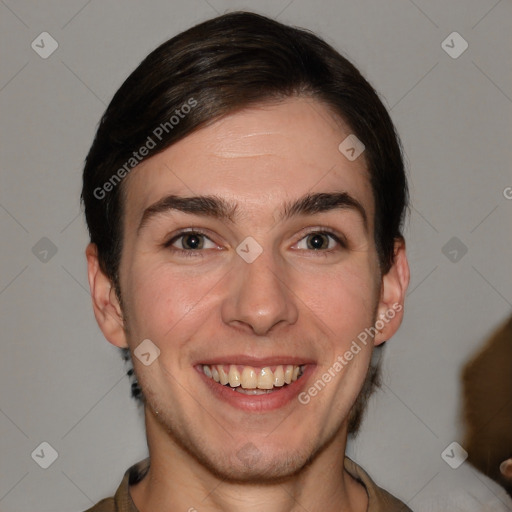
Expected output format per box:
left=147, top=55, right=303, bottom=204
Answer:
left=88, top=97, right=407, bottom=482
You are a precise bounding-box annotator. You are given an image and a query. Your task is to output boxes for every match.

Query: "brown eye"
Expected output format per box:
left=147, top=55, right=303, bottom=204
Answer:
left=164, top=230, right=217, bottom=255
left=295, top=231, right=344, bottom=251
left=306, top=233, right=330, bottom=250
left=179, top=233, right=204, bottom=250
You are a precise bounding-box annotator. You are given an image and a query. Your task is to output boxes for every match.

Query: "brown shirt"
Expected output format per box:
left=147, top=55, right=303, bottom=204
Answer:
left=84, top=457, right=412, bottom=512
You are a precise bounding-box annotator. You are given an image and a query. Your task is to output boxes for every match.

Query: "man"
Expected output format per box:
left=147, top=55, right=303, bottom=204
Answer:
left=82, top=11, right=411, bottom=512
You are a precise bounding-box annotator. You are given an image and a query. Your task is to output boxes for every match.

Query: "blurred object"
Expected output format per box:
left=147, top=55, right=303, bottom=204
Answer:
left=462, top=314, right=512, bottom=498
left=417, top=489, right=512, bottom=511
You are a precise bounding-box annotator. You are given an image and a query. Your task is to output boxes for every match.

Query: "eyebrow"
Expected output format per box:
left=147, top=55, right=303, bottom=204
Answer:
left=137, top=191, right=368, bottom=234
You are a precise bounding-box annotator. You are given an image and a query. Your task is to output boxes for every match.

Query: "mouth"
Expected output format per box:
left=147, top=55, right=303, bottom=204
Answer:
left=200, top=363, right=305, bottom=395
left=196, top=360, right=313, bottom=412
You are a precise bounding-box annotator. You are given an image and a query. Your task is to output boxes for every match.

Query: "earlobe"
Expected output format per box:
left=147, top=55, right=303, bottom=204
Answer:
left=374, top=238, right=410, bottom=346
left=85, top=243, right=128, bottom=348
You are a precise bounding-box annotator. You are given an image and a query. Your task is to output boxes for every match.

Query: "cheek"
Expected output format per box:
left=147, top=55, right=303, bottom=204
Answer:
left=122, top=246, right=379, bottom=357
left=300, top=258, right=378, bottom=342
left=124, top=259, right=223, bottom=345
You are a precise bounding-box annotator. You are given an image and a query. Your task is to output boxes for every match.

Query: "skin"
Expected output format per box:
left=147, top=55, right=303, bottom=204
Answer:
left=86, top=97, right=409, bottom=512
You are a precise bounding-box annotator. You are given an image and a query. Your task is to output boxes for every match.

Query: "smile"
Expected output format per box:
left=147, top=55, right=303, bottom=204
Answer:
left=201, top=364, right=305, bottom=394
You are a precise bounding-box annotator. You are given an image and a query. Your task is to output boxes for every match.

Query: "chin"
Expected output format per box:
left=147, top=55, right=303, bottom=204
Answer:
left=205, top=449, right=315, bottom=484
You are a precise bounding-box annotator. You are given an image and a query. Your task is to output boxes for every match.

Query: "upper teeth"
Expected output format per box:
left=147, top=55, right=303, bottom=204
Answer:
left=202, top=364, right=303, bottom=390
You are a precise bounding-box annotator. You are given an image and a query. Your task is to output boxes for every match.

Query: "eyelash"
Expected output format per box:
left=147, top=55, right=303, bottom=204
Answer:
left=163, top=228, right=346, bottom=258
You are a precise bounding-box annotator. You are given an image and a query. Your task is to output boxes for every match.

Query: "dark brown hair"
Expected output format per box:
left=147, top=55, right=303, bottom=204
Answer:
left=82, top=11, right=408, bottom=433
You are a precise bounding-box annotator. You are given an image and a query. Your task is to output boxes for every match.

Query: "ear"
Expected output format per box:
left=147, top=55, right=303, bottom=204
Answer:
left=374, top=237, right=410, bottom=346
left=86, top=243, right=128, bottom=348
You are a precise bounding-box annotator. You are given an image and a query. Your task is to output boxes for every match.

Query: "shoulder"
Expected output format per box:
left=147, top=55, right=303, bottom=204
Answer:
left=82, top=458, right=150, bottom=512
left=344, top=456, right=412, bottom=512
left=82, top=497, right=116, bottom=512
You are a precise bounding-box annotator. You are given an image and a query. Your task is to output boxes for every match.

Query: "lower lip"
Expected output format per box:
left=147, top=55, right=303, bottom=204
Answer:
left=196, top=365, right=315, bottom=412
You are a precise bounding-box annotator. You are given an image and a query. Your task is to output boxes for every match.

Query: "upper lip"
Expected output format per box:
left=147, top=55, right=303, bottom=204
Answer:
left=197, top=355, right=315, bottom=366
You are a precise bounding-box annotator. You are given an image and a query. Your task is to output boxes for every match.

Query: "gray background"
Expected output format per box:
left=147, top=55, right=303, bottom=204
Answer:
left=1, top=1, right=511, bottom=511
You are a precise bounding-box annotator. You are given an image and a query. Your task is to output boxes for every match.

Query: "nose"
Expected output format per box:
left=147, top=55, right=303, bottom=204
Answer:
left=221, top=247, right=299, bottom=336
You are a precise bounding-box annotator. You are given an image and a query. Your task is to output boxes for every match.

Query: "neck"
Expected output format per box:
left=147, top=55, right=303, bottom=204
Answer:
left=129, top=406, right=368, bottom=512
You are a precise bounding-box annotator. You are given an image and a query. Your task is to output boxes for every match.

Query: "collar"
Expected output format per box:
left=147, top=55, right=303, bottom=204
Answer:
left=110, top=456, right=411, bottom=511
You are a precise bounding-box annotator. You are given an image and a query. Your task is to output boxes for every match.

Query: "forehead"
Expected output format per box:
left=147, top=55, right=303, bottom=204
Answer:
left=123, top=97, right=373, bottom=225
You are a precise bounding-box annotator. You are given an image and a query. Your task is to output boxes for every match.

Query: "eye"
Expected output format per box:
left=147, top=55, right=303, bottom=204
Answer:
left=165, top=230, right=217, bottom=254
left=295, top=231, right=345, bottom=251
left=163, top=228, right=346, bottom=257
